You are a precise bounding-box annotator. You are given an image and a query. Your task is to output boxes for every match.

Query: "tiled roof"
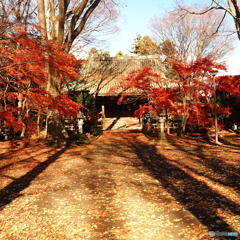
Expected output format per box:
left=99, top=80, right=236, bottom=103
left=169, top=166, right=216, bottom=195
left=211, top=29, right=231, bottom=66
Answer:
left=79, top=55, right=164, bottom=96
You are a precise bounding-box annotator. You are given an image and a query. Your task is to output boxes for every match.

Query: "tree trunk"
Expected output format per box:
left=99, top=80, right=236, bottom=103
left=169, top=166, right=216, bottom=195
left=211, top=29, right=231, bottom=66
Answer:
left=46, top=109, right=65, bottom=145
left=37, top=2, right=65, bottom=144
left=181, top=115, right=187, bottom=136
left=46, top=67, right=66, bottom=145
left=37, top=0, right=47, bottom=38
left=166, top=118, right=170, bottom=135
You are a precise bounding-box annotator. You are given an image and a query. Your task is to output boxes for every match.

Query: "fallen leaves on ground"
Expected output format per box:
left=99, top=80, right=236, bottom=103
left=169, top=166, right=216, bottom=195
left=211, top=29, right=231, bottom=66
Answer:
left=0, top=132, right=239, bottom=239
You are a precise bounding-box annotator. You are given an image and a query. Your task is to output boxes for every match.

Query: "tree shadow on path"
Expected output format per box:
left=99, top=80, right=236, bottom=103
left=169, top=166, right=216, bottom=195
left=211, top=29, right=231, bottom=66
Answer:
left=0, top=146, right=69, bottom=210
left=129, top=138, right=240, bottom=234
left=167, top=137, right=240, bottom=191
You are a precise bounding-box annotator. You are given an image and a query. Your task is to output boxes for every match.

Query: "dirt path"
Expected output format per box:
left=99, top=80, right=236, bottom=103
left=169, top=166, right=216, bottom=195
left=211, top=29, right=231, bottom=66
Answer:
left=0, top=131, right=239, bottom=239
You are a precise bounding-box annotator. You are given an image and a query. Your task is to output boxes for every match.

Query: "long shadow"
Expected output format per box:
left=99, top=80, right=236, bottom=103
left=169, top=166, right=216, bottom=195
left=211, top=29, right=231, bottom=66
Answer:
left=168, top=138, right=240, bottom=191
left=106, top=117, right=120, bottom=130
left=0, top=150, right=52, bottom=172
left=219, top=136, right=240, bottom=148
left=0, top=146, right=69, bottom=210
left=0, top=141, right=30, bottom=160
left=130, top=139, right=240, bottom=234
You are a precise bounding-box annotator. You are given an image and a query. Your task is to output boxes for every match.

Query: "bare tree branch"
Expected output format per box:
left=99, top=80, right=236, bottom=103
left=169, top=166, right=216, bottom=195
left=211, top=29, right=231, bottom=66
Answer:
left=180, top=6, right=223, bottom=15
left=150, top=10, right=235, bottom=61
left=215, top=10, right=227, bottom=33
left=178, top=0, right=240, bottom=40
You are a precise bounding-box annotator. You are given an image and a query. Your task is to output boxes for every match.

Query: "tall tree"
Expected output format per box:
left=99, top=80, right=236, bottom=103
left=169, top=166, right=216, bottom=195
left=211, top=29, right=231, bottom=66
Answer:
left=37, top=0, right=119, bottom=52
left=158, top=39, right=177, bottom=58
left=115, top=51, right=127, bottom=57
left=1, top=0, right=119, bottom=49
left=87, top=47, right=111, bottom=58
left=36, top=0, right=118, bottom=142
left=150, top=10, right=235, bottom=61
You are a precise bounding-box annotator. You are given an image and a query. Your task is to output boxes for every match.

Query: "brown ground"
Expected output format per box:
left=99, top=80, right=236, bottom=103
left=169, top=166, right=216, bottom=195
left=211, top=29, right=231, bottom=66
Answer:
left=0, top=131, right=239, bottom=240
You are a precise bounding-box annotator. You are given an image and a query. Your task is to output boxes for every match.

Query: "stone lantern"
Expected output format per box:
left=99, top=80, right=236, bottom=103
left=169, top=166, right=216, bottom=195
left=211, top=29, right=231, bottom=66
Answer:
left=77, top=111, right=85, bottom=134
left=158, top=114, right=166, bottom=139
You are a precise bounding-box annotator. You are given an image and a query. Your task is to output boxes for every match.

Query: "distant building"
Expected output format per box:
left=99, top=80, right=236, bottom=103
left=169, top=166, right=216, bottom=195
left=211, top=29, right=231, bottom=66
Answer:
left=72, top=55, right=165, bottom=118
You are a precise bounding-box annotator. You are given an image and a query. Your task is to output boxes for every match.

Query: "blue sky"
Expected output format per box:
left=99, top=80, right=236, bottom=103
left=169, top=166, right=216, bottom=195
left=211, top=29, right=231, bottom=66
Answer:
left=104, top=0, right=220, bottom=55
left=105, top=0, right=175, bottom=55
left=101, top=0, right=240, bottom=75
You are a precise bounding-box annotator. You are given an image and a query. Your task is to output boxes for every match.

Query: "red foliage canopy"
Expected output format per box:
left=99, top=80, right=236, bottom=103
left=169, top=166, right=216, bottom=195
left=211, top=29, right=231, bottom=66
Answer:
left=0, top=27, right=83, bottom=133
left=114, top=56, right=239, bottom=130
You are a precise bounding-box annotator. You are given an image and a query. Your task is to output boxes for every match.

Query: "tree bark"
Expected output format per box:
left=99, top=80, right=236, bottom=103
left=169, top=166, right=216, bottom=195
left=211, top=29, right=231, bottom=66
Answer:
left=37, top=0, right=47, bottom=38
left=46, top=68, right=66, bottom=145
left=65, top=0, right=101, bottom=52
left=37, top=0, right=105, bottom=144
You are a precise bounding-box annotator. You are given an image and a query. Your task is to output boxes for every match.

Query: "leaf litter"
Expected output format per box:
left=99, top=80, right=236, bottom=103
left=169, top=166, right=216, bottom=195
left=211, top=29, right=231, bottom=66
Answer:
left=0, top=132, right=239, bottom=239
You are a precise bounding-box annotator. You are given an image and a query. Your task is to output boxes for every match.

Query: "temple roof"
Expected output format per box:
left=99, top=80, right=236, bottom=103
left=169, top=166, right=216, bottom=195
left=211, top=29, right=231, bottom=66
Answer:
left=75, top=55, right=165, bottom=96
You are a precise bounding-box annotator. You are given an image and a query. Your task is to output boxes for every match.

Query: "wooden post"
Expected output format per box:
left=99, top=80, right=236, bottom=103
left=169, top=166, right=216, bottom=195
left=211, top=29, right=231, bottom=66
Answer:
left=211, top=70, right=219, bottom=144
left=101, top=105, right=105, bottom=129
left=139, top=104, right=143, bottom=127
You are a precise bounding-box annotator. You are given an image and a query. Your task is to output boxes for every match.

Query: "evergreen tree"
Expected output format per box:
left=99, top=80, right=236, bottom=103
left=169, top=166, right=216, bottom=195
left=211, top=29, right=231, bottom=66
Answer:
left=131, top=35, right=160, bottom=55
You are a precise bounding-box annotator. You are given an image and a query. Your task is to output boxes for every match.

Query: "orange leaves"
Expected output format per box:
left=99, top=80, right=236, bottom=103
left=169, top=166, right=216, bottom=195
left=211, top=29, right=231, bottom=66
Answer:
left=0, top=110, right=25, bottom=132
left=1, top=27, right=81, bottom=88
left=51, top=95, right=82, bottom=117
left=134, top=106, right=155, bottom=118
left=116, top=56, right=236, bottom=131
left=0, top=27, right=83, bottom=134
left=7, top=92, right=18, bottom=102
left=45, top=41, right=81, bottom=83
left=167, top=57, right=226, bottom=78
left=217, top=75, right=240, bottom=97
left=119, top=66, right=160, bottom=92
left=27, top=88, right=51, bottom=111
left=1, top=33, right=48, bottom=88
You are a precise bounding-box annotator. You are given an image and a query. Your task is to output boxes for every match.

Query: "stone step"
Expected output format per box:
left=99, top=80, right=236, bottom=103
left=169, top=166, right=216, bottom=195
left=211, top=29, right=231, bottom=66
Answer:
left=103, top=117, right=141, bottom=130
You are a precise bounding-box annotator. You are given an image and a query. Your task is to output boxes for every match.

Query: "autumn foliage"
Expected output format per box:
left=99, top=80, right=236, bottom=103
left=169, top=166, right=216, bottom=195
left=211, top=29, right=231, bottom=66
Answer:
left=115, top=57, right=240, bottom=134
left=0, top=27, right=82, bottom=136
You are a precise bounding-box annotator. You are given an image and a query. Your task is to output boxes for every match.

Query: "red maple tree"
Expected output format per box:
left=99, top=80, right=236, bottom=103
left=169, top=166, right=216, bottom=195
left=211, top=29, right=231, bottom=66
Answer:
left=114, top=57, right=240, bottom=135
left=0, top=27, right=83, bottom=137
